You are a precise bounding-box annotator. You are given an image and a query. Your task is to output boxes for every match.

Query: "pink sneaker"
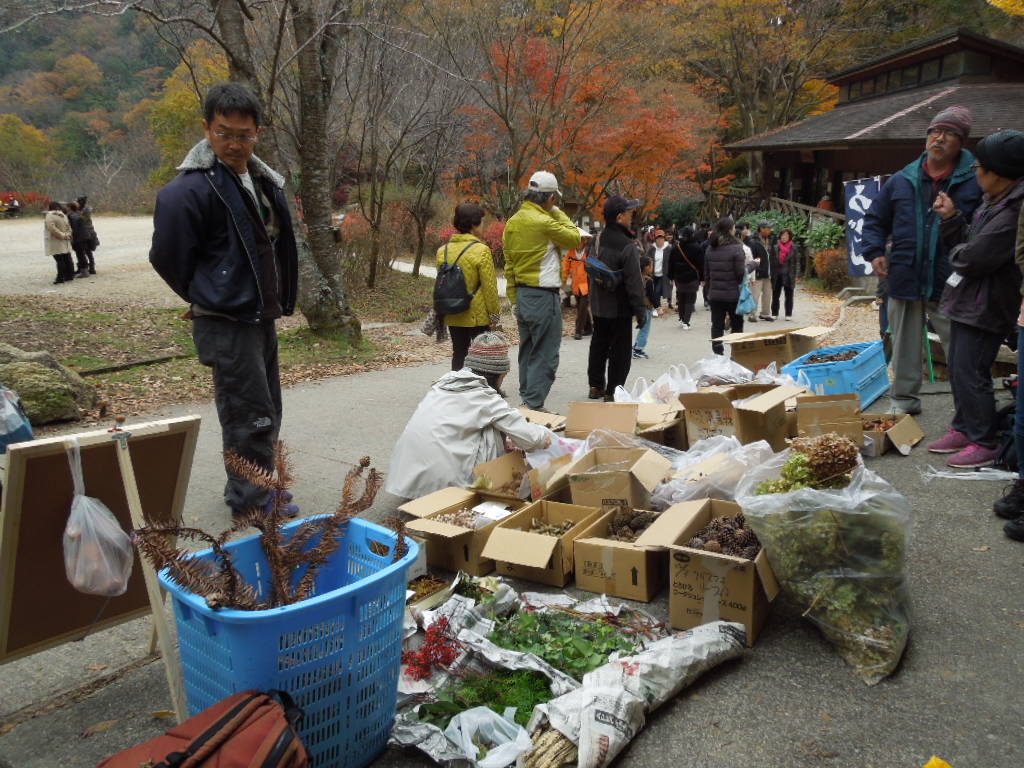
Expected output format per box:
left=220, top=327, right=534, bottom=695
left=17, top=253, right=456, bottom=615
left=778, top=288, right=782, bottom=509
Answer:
left=947, top=443, right=999, bottom=468
left=927, top=429, right=970, bottom=454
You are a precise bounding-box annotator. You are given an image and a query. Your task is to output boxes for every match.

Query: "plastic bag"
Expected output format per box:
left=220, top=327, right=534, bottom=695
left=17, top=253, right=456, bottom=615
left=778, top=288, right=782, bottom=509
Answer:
left=444, top=706, right=532, bottom=768
left=573, top=428, right=685, bottom=463
left=612, top=376, right=650, bottom=403
left=651, top=438, right=773, bottom=509
left=0, top=386, right=33, bottom=454
left=735, top=452, right=911, bottom=685
left=736, top=282, right=756, bottom=316
left=753, top=361, right=799, bottom=386
left=62, top=438, right=134, bottom=596
left=688, top=356, right=754, bottom=387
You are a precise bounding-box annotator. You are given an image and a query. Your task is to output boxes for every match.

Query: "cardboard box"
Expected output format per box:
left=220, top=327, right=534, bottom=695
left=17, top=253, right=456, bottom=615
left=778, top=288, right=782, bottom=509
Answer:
left=860, top=413, right=925, bottom=457
left=714, top=326, right=831, bottom=372
left=518, top=406, right=566, bottom=432
left=473, top=452, right=530, bottom=501
left=399, top=488, right=526, bottom=576
left=796, top=393, right=863, bottom=446
left=563, top=401, right=687, bottom=448
left=574, top=503, right=697, bottom=602
left=481, top=500, right=603, bottom=586
left=568, top=447, right=673, bottom=510
left=678, top=384, right=806, bottom=451
left=665, top=499, right=781, bottom=646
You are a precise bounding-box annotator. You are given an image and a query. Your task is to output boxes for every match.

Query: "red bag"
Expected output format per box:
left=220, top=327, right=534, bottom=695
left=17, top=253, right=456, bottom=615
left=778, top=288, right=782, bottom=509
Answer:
left=98, top=690, right=308, bottom=768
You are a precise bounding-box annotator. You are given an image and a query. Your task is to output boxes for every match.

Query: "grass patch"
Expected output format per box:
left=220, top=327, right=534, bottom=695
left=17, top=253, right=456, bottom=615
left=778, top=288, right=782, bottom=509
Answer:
left=348, top=271, right=434, bottom=324
left=278, top=327, right=376, bottom=367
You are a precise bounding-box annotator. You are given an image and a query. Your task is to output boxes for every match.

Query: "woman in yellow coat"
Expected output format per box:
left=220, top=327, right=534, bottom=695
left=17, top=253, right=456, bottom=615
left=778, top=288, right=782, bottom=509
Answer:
left=437, top=203, right=501, bottom=370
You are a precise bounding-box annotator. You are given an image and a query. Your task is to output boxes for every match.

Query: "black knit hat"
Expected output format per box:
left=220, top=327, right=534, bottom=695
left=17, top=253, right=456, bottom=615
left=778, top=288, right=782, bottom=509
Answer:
left=975, top=130, right=1024, bottom=180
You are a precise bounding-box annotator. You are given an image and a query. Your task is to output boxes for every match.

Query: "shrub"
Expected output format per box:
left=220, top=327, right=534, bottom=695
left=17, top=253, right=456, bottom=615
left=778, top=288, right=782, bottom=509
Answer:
left=814, top=248, right=849, bottom=291
left=754, top=209, right=808, bottom=243
left=805, top=221, right=845, bottom=252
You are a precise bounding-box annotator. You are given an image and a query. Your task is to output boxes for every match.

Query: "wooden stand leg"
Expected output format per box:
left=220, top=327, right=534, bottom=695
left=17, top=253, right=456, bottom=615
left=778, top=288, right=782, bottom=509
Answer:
left=113, top=434, right=188, bottom=723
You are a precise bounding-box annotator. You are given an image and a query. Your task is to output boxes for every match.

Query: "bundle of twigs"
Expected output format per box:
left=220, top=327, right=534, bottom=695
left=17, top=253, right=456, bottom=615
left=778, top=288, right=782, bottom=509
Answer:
left=132, top=443, right=393, bottom=610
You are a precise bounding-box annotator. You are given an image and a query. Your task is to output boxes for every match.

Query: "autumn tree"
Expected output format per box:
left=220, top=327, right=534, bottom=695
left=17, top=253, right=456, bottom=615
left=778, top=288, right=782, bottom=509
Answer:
left=0, top=113, right=55, bottom=191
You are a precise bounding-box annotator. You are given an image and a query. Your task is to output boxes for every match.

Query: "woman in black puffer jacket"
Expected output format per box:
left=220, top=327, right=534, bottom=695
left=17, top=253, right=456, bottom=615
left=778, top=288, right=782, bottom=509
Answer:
left=704, top=216, right=746, bottom=354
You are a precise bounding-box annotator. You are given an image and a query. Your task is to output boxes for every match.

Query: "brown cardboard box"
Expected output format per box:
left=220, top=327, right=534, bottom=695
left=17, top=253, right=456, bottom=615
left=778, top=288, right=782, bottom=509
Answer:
left=518, top=406, right=566, bottom=432
left=399, top=488, right=526, bottom=576
left=568, top=447, right=673, bottom=510
left=714, top=326, right=831, bottom=372
left=565, top=401, right=687, bottom=447
left=481, top=500, right=603, bottom=586
left=573, top=503, right=697, bottom=602
left=473, top=453, right=530, bottom=501
left=665, top=499, right=781, bottom=646
left=860, top=413, right=925, bottom=457
left=678, top=384, right=806, bottom=451
left=565, top=401, right=639, bottom=439
left=796, top=393, right=864, bottom=446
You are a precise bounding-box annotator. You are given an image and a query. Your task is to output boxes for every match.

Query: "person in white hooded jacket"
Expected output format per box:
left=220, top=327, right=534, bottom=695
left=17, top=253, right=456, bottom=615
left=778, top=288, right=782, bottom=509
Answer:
left=386, top=332, right=552, bottom=499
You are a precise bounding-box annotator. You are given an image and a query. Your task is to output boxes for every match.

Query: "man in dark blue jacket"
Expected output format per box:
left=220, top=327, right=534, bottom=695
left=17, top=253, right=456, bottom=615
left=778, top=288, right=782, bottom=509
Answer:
left=150, top=82, right=299, bottom=517
left=862, top=106, right=983, bottom=415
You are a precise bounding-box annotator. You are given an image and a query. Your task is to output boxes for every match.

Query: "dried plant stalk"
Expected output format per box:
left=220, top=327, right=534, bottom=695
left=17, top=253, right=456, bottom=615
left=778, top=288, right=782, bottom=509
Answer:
left=131, top=444, right=391, bottom=610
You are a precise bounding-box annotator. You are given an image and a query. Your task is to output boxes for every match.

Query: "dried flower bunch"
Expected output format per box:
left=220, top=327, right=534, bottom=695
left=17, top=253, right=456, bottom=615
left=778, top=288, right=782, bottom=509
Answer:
left=132, top=443, right=390, bottom=610
left=530, top=518, right=575, bottom=537
left=608, top=507, right=658, bottom=542
left=687, top=514, right=761, bottom=560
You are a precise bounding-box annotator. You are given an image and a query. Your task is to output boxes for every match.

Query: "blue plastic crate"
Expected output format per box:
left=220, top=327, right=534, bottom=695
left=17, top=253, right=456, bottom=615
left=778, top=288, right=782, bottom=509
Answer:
left=159, top=516, right=418, bottom=768
left=782, top=340, right=889, bottom=408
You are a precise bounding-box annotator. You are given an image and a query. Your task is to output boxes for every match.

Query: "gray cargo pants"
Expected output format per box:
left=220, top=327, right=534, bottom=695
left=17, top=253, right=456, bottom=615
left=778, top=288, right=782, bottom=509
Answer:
left=193, top=316, right=282, bottom=512
left=887, top=297, right=950, bottom=415
left=514, top=285, right=562, bottom=409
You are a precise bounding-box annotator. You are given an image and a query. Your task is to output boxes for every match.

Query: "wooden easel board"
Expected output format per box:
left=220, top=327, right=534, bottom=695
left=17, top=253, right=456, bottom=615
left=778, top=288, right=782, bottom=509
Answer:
left=0, top=416, right=200, bottom=664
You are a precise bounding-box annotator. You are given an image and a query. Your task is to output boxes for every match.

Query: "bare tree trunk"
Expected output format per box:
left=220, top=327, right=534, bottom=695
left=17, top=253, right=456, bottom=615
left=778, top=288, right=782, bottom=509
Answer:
left=367, top=229, right=380, bottom=288
left=288, top=0, right=361, bottom=339
left=412, top=222, right=426, bottom=277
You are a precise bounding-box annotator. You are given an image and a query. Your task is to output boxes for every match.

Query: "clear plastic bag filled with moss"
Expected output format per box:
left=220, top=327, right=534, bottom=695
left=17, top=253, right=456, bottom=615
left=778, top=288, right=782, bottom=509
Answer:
left=735, top=434, right=910, bottom=685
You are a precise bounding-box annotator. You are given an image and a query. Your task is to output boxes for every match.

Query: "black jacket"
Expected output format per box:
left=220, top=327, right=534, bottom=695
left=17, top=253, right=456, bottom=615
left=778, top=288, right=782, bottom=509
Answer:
left=669, top=240, right=704, bottom=284
left=706, top=238, right=746, bottom=303
left=777, top=241, right=801, bottom=285
left=69, top=211, right=89, bottom=246
left=149, top=139, right=298, bottom=322
left=939, top=180, right=1024, bottom=336
left=590, top=222, right=645, bottom=319
left=751, top=234, right=779, bottom=279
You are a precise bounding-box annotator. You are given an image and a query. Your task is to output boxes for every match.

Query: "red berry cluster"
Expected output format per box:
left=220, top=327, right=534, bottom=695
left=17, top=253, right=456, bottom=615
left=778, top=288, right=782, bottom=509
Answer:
left=402, top=616, right=460, bottom=680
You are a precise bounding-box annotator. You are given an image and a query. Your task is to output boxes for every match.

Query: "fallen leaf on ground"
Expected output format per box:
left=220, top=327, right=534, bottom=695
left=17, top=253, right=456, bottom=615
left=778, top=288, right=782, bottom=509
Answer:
left=971, top=545, right=991, bottom=552
left=87, top=664, right=107, bottom=672
left=0, top=722, right=16, bottom=736
left=81, top=719, right=118, bottom=738
left=152, top=710, right=176, bottom=718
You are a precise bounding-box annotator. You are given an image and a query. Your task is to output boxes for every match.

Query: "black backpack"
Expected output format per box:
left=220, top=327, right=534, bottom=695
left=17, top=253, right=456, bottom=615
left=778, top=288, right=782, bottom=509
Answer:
left=434, top=242, right=478, bottom=316
left=584, top=234, right=624, bottom=292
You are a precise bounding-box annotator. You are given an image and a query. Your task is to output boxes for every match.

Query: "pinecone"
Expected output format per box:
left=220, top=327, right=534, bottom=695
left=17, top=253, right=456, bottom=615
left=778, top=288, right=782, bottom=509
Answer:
left=734, top=513, right=746, bottom=529
left=687, top=537, right=705, bottom=549
left=703, top=539, right=722, bottom=553
left=741, top=544, right=760, bottom=560
left=630, top=511, right=657, bottom=531
left=717, top=527, right=739, bottom=551
left=736, top=528, right=759, bottom=548
left=612, top=507, right=632, bottom=530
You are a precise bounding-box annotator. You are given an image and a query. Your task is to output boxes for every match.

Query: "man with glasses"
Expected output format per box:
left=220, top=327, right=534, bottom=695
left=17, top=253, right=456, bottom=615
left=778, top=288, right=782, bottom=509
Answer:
left=150, top=82, right=299, bottom=518
left=862, top=106, right=982, bottom=415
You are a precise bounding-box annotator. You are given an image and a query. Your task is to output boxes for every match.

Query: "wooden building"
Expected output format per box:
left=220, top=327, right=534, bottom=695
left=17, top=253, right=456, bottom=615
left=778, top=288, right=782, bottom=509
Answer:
left=729, top=29, right=1024, bottom=207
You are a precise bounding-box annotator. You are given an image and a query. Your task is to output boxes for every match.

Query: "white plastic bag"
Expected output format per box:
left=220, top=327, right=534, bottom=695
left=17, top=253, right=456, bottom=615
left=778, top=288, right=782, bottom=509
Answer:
left=62, top=438, right=134, bottom=596
left=612, top=377, right=650, bottom=403
left=444, top=706, right=532, bottom=768
left=753, top=361, right=799, bottom=386
left=689, top=356, right=754, bottom=387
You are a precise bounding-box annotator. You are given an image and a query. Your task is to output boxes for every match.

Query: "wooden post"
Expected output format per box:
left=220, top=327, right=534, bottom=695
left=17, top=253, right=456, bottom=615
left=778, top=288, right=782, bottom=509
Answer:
left=110, top=430, right=188, bottom=722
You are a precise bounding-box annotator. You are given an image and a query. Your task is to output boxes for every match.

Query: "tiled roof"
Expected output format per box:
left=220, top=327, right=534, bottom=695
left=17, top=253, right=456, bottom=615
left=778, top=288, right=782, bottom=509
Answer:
left=728, top=83, right=1024, bottom=152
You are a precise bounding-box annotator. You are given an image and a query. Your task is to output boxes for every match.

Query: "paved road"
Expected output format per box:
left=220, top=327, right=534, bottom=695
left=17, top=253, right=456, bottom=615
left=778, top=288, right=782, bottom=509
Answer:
left=1, top=278, right=1019, bottom=767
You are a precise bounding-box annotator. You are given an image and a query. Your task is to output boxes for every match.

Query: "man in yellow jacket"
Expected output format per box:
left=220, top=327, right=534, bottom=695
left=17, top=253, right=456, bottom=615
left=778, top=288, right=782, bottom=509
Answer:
left=502, top=171, right=585, bottom=409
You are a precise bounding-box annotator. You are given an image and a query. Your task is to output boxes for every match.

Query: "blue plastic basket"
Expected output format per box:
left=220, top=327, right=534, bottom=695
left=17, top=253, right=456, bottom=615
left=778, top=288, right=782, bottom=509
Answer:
left=782, top=340, right=889, bottom=408
left=159, top=516, right=418, bottom=768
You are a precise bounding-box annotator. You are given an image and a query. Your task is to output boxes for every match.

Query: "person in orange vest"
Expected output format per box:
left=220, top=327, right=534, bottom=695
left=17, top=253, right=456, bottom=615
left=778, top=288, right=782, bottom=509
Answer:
left=817, top=193, right=836, bottom=211
left=563, top=243, right=593, bottom=340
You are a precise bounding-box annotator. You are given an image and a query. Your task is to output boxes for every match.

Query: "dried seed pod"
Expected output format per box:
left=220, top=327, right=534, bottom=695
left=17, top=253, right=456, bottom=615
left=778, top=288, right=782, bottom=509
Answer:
left=703, top=539, right=722, bottom=553
left=687, top=537, right=705, bottom=549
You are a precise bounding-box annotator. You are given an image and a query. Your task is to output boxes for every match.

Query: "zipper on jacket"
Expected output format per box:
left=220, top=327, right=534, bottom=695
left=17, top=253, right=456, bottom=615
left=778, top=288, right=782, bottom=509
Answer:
left=205, top=172, right=264, bottom=318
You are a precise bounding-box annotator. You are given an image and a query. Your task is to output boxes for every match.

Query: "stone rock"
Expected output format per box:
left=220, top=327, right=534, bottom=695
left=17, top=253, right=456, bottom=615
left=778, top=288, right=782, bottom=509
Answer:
left=0, top=342, right=97, bottom=414
left=0, top=361, right=79, bottom=423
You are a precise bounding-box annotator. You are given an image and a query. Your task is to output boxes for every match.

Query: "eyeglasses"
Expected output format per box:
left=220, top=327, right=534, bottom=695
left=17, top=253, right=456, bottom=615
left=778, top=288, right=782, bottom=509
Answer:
left=927, top=127, right=957, bottom=139
left=971, top=162, right=984, bottom=172
left=212, top=131, right=258, bottom=145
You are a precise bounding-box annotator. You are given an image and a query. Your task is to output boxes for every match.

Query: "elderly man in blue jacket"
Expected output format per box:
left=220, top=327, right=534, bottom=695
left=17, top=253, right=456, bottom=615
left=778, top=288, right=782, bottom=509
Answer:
left=862, top=106, right=983, bottom=415
left=150, top=82, right=299, bottom=518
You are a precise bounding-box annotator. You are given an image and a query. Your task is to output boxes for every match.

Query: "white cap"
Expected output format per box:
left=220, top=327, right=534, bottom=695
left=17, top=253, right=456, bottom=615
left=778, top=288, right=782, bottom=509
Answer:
left=527, top=170, right=561, bottom=196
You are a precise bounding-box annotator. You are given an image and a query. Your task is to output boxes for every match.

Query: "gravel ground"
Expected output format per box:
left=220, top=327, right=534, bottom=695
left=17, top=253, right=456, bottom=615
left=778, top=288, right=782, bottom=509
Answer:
left=1, top=216, right=180, bottom=308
